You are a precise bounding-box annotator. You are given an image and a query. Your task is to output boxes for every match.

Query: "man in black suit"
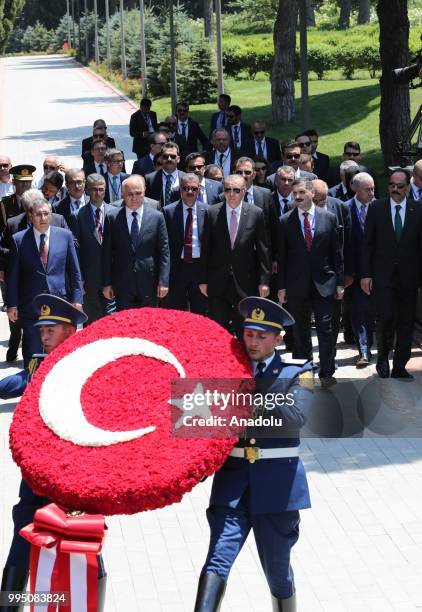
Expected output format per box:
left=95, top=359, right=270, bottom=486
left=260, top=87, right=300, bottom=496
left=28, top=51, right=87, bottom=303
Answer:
left=278, top=178, right=344, bottom=382
left=328, top=160, right=359, bottom=202
left=74, top=174, right=117, bottom=324
left=204, top=129, right=239, bottom=178
left=163, top=174, right=208, bottom=314
left=104, top=149, right=129, bottom=204
left=175, top=102, right=209, bottom=154
left=83, top=139, right=108, bottom=176
left=327, top=141, right=379, bottom=196
left=54, top=169, right=88, bottom=233
left=344, top=172, right=376, bottom=367
left=145, top=142, right=185, bottom=207
left=301, top=129, right=330, bottom=182
left=226, top=105, right=251, bottom=152
left=267, top=141, right=317, bottom=187
left=102, top=175, right=170, bottom=310
left=200, top=174, right=271, bottom=338
left=132, top=132, right=167, bottom=178
left=209, top=93, right=231, bottom=137
left=129, top=98, right=158, bottom=159
left=161, top=116, right=189, bottom=162
left=185, top=152, right=223, bottom=206
left=246, top=121, right=280, bottom=164
left=361, top=169, right=422, bottom=380
left=81, top=120, right=115, bottom=166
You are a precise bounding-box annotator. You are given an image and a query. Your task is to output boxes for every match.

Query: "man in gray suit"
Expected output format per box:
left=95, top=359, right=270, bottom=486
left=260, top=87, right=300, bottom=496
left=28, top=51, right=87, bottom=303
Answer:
left=102, top=175, right=170, bottom=310
left=74, top=174, right=116, bottom=325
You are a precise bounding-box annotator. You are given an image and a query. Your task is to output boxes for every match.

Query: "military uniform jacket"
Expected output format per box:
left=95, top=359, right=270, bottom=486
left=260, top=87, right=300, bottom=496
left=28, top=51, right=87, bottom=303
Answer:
left=0, top=355, right=45, bottom=400
left=210, top=351, right=312, bottom=514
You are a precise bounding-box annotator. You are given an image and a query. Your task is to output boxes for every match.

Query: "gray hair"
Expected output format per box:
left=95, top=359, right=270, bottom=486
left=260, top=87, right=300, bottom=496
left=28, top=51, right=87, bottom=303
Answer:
left=21, top=189, right=45, bottom=209
left=277, top=165, right=295, bottom=176
left=105, top=148, right=123, bottom=162
left=181, top=173, right=200, bottom=186
left=122, top=174, right=146, bottom=192
left=351, top=172, right=374, bottom=189
left=65, top=168, right=85, bottom=183
left=28, top=198, right=51, bottom=213
left=292, top=178, right=313, bottom=191
left=340, top=159, right=358, bottom=174
left=86, top=173, right=106, bottom=187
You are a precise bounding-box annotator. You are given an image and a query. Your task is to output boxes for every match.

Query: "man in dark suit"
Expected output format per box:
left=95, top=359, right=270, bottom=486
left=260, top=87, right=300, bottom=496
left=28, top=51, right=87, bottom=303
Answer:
left=328, top=160, right=359, bottom=202
left=175, top=102, right=209, bottom=154
left=344, top=172, right=376, bottom=367
left=327, top=141, right=379, bottom=196
left=102, top=175, right=170, bottom=310
left=81, top=120, right=116, bottom=167
left=83, top=139, right=108, bottom=176
left=132, top=132, right=167, bottom=178
left=410, top=159, right=422, bottom=202
left=129, top=98, right=158, bottom=159
left=204, top=129, right=239, bottom=178
left=246, top=121, right=280, bottom=164
left=267, top=141, right=317, bottom=187
left=361, top=169, right=422, bottom=380
left=7, top=198, right=82, bottom=366
left=185, top=152, right=223, bottom=206
left=300, top=129, right=330, bottom=182
left=226, top=105, right=251, bottom=152
left=209, top=93, right=231, bottom=137
left=200, top=174, right=271, bottom=338
left=278, top=178, right=344, bottom=383
left=54, top=168, right=89, bottom=233
left=73, top=174, right=117, bottom=325
left=145, top=142, right=185, bottom=207
left=163, top=174, right=208, bottom=314
left=104, top=149, right=129, bottom=204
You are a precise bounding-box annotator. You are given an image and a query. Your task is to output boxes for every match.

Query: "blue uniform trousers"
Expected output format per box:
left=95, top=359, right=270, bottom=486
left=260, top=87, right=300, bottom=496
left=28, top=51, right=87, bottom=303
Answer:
left=202, top=493, right=300, bottom=599
left=348, top=283, right=375, bottom=355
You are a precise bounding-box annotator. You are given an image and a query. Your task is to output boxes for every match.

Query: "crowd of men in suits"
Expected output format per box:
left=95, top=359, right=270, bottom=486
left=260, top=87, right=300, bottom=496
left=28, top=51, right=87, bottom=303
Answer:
left=0, top=92, right=422, bottom=384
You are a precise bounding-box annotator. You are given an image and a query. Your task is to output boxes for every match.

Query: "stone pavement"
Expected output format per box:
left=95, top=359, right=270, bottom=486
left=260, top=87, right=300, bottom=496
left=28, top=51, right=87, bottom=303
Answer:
left=1, top=54, right=422, bottom=611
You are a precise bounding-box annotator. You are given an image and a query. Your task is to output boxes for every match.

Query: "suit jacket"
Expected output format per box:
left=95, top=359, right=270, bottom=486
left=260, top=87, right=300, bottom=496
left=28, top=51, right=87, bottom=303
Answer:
left=328, top=182, right=351, bottom=202
left=132, top=154, right=154, bottom=177
left=228, top=122, right=252, bottom=151
left=7, top=226, right=83, bottom=317
left=210, top=352, right=312, bottom=514
left=83, top=160, right=108, bottom=177
left=203, top=148, right=240, bottom=174
left=312, top=151, right=330, bottom=182
left=209, top=111, right=229, bottom=137
left=129, top=109, right=158, bottom=157
left=246, top=136, right=280, bottom=163
left=54, top=194, right=90, bottom=234
left=81, top=135, right=115, bottom=158
left=347, top=197, right=368, bottom=279
left=0, top=193, right=22, bottom=233
left=104, top=172, right=129, bottom=204
left=144, top=170, right=186, bottom=207
left=203, top=178, right=224, bottom=206
left=327, top=164, right=379, bottom=197
left=277, top=206, right=343, bottom=298
left=162, top=200, right=209, bottom=285
left=266, top=169, right=317, bottom=189
left=324, top=196, right=352, bottom=276
left=201, top=201, right=271, bottom=297
left=0, top=212, right=68, bottom=272
left=176, top=117, right=209, bottom=154
left=102, top=204, right=170, bottom=300
left=74, top=203, right=115, bottom=293
left=361, top=197, right=422, bottom=289
left=271, top=192, right=294, bottom=261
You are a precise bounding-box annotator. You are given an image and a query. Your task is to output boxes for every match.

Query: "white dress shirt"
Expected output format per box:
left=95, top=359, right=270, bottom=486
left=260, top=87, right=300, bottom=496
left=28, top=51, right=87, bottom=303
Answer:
left=94, top=161, right=106, bottom=175
left=182, top=203, right=201, bottom=259
left=33, top=226, right=51, bottom=250
left=70, top=196, right=85, bottom=214
left=390, top=197, right=406, bottom=228
left=178, top=121, right=189, bottom=140
left=298, top=203, right=316, bottom=239
left=0, top=181, right=15, bottom=197
left=215, top=149, right=232, bottom=177
left=108, top=174, right=122, bottom=202
left=126, top=205, right=144, bottom=233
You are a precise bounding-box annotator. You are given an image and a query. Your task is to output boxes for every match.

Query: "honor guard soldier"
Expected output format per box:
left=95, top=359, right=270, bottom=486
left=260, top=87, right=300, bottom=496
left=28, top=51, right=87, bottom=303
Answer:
left=0, top=165, right=36, bottom=233
left=0, top=295, right=107, bottom=612
left=194, top=297, right=312, bottom=612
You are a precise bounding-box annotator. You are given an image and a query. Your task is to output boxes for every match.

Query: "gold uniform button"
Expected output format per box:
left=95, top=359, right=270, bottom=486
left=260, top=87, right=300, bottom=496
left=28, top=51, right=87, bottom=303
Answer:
left=250, top=438, right=256, bottom=445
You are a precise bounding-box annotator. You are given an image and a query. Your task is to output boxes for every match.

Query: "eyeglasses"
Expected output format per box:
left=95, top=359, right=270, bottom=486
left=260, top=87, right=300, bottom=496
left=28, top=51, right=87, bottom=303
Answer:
left=162, top=153, right=178, bottom=160
left=0, top=164, right=10, bottom=169
left=33, top=211, right=51, bottom=218
left=224, top=187, right=242, bottom=194
left=110, top=159, right=124, bottom=164
left=345, top=151, right=360, bottom=157
left=188, top=164, right=205, bottom=171
left=286, top=153, right=300, bottom=160
left=298, top=141, right=311, bottom=147
left=388, top=182, right=406, bottom=189
left=43, top=165, right=57, bottom=171
left=235, top=170, right=253, bottom=176
left=182, top=186, right=199, bottom=193
left=177, top=107, right=188, bottom=112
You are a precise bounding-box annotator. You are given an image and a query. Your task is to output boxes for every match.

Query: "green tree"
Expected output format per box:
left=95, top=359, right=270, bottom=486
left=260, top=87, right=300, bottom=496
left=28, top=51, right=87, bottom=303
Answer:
left=0, top=0, right=25, bottom=52
left=178, top=37, right=217, bottom=103
left=22, top=20, right=52, bottom=52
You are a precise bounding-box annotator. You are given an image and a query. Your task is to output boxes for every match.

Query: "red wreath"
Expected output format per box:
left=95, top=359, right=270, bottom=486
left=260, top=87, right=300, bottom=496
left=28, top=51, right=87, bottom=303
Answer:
left=10, top=309, right=252, bottom=515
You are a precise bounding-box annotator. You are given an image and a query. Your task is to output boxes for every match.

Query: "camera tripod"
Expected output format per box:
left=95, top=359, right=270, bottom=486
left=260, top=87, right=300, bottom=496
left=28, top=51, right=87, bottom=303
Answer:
left=397, top=100, right=422, bottom=165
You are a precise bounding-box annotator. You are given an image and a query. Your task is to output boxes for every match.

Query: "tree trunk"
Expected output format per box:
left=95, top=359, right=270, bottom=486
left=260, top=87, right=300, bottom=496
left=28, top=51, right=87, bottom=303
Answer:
left=358, top=0, right=371, bottom=24
left=338, top=0, right=351, bottom=29
left=204, top=0, right=214, bottom=40
left=271, top=0, right=298, bottom=124
left=306, top=0, right=315, bottom=27
left=377, top=0, right=410, bottom=167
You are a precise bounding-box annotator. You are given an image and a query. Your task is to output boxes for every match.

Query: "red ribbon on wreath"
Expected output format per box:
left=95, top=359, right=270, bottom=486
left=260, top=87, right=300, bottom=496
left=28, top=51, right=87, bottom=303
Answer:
left=19, top=503, right=106, bottom=612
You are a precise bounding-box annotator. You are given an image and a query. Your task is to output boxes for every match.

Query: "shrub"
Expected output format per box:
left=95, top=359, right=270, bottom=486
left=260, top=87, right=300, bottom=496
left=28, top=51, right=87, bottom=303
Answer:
left=178, top=38, right=217, bottom=103
left=307, top=44, right=334, bottom=79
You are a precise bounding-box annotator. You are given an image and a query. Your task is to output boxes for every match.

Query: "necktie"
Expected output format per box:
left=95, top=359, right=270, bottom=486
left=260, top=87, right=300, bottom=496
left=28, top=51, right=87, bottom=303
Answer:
left=183, top=207, right=193, bottom=263
left=360, top=203, right=366, bottom=229
left=257, top=140, right=264, bottom=159
left=165, top=174, right=172, bottom=206
left=219, top=153, right=225, bottom=168
left=418, top=188, right=422, bottom=200
left=255, top=361, right=266, bottom=378
left=244, top=192, right=249, bottom=203
left=99, top=164, right=105, bottom=177
left=394, top=204, right=403, bottom=241
left=282, top=198, right=288, bottom=214
left=229, top=209, right=238, bottom=248
left=197, top=185, right=204, bottom=203
left=95, top=207, right=103, bottom=243
left=131, top=211, right=139, bottom=249
left=181, top=123, right=186, bottom=139
left=303, top=212, right=313, bottom=250
left=233, top=126, right=239, bottom=148
left=39, top=233, right=48, bottom=268
left=112, top=175, right=119, bottom=200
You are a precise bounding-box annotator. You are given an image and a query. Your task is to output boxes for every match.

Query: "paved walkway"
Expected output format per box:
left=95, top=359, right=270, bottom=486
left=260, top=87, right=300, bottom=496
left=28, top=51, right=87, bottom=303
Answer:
left=2, top=55, right=422, bottom=611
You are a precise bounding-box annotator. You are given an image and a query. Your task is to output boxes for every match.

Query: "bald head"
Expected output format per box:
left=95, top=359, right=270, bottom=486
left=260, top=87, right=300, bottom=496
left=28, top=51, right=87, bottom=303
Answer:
left=122, top=174, right=145, bottom=211
left=312, top=179, right=328, bottom=207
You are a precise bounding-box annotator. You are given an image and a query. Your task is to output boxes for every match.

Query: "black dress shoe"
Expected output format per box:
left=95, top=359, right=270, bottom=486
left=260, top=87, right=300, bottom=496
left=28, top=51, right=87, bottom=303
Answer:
left=272, top=591, right=297, bottom=611
left=355, top=353, right=370, bottom=368
left=376, top=358, right=390, bottom=378
left=391, top=368, right=414, bottom=381
left=6, top=348, right=17, bottom=362
left=194, top=572, right=226, bottom=611
left=1, top=566, right=29, bottom=611
left=319, top=376, right=337, bottom=389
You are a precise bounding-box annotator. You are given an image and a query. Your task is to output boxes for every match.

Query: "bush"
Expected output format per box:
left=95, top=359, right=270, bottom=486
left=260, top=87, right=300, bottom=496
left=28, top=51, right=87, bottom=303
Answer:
left=178, top=38, right=217, bottom=103
left=307, top=44, right=334, bottom=79
left=22, top=21, right=52, bottom=52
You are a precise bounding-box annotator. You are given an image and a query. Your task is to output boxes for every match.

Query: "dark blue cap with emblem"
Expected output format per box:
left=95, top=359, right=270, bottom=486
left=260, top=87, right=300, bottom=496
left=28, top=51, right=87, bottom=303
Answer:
left=239, top=296, right=294, bottom=332
left=32, top=294, right=87, bottom=327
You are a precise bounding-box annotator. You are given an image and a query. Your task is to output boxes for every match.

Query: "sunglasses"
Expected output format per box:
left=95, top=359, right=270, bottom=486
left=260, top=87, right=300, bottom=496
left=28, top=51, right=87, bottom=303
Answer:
left=224, top=187, right=242, bottom=194
left=345, top=151, right=360, bottom=157
left=286, top=153, right=300, bottom=160
left=388, top=182, right=406, bottom=189
left=43, top=165, right=57, bottom=171
left=188, top=164, right=205, bottom=170
left=162, top=154, right=178, bottom=160
left=0, top=164, right=10, bottom=169
left=298, top=141, right=311, bottom=147
left=177, top=108, right=188, bottom=112
left=182, top=186, right=199, bottom=193
left=253, top=131, right=265, bottom=136
left=235, top=170, right=253, bottom=176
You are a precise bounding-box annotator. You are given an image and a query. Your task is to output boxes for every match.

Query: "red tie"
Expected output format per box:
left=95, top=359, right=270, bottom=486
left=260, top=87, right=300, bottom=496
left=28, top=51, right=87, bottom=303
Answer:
left=95, top=208, right=103, bottom=243
left=303, top=212, right=313, bottom=251
left=183, top=207, right=193, bottom=263
left=39, top=233, right=48, bottom=268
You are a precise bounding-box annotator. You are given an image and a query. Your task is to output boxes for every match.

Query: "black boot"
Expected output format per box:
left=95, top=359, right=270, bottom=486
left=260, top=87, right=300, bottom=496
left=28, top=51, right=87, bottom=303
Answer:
left=194, top=572, right=226, bottom=612
left=0, top=566, right=29, bottom=611
left=97, top=575, right=107, bottom=612
left=271, top=591, right=297, bottom=612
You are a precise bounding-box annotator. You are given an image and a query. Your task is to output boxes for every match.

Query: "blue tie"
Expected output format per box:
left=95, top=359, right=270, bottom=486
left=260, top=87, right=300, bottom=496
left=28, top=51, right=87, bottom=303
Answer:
left=181, top=123, right=186, bottom=139
left=131, top=211, right=139, bottom=250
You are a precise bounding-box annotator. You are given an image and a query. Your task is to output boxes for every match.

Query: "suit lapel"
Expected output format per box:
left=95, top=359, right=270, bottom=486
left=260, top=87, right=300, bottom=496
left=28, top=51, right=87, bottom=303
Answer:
left=28, top=229, right=45, bottom=272
left=117, top=206, right=131, bottom=245
left=45, top=226, right=57, bottom=272
left=175, top=201, right=184, bottom=247
left=219, top=203, right=232, bottom=249
left=401, top=198, right=414, bottom=240
left=233, top=203, right=249, bottom=249
left=136, top=204, right=151, bottom=251
left=197, top=203, right=206, bottom=239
